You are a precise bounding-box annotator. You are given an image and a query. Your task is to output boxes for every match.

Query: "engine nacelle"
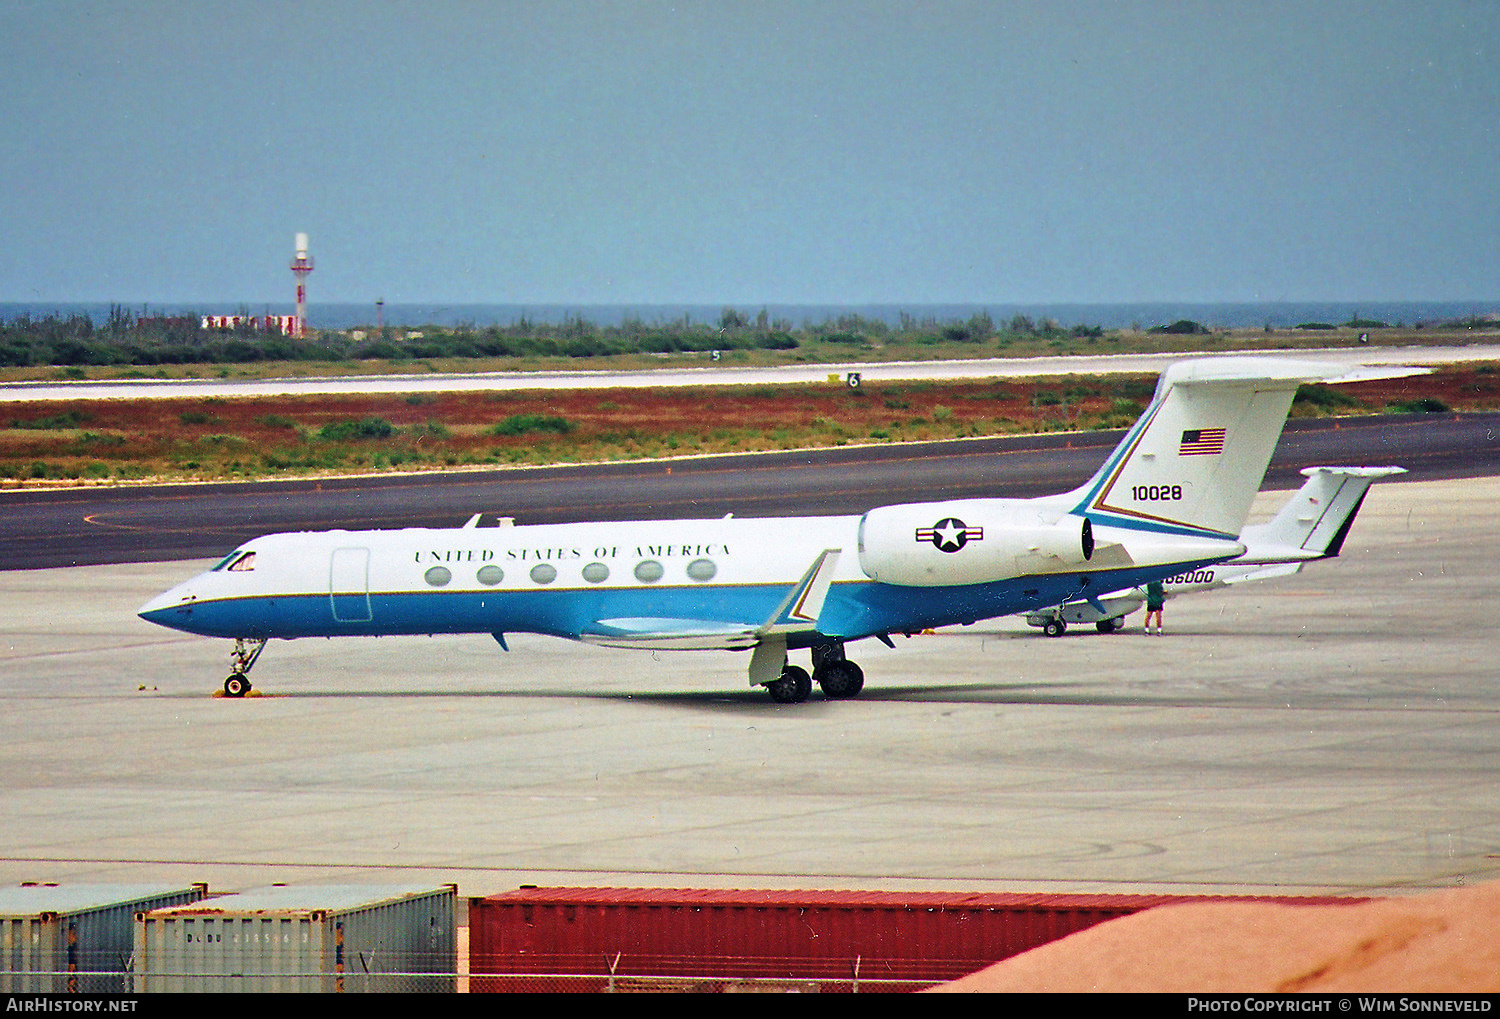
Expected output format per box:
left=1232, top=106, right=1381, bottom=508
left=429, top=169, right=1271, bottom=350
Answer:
left=858, top=500, right=1095, bottom=587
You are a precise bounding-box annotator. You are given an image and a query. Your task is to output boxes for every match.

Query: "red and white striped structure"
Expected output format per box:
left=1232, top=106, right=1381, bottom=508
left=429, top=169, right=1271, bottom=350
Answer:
left=289, top=232, right=314, bottom=337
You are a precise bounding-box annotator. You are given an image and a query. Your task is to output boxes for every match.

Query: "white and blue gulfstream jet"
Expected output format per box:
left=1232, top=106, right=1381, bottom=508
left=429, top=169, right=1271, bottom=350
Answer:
left=138, top=357, right=1420, bottom=702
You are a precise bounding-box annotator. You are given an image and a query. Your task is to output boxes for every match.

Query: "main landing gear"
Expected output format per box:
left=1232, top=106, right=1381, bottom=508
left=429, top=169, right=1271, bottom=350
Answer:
left=1034, top=614, right=1126, bottom=637
left=765, top=665, right=812, bottom=704
left=762, top=641, right=866, bottom=704
left=223, top=637, right=266, bottom=698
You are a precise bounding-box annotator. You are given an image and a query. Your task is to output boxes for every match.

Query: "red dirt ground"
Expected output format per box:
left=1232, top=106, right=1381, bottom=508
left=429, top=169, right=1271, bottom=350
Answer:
left=1, top=367, right=1494, bottom=482
left=933, top=881, right=1500, bottom=993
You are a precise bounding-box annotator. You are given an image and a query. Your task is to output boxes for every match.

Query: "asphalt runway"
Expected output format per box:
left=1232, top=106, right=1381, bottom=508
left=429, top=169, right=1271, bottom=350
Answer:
left=1, top=473, right=1496, bottom=899
left=4, top=412, right=1498, bottom=569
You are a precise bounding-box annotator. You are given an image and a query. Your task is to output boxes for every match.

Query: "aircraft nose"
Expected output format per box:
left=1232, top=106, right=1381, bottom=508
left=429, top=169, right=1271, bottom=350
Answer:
left=137, top=583, right=200, bottom=630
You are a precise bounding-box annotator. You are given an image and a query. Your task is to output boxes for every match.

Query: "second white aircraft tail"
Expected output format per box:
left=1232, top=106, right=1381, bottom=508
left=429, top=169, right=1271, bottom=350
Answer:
left=1066, top=358, right=1426, bottom=540
left=1239, top=465, right=1407, bottom=562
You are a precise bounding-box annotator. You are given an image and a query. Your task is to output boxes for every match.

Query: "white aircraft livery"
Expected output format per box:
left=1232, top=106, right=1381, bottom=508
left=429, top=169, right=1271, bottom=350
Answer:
left=1023, top=465, right=1407, bottom=635
left=137, top=357, right=1423, bottom=702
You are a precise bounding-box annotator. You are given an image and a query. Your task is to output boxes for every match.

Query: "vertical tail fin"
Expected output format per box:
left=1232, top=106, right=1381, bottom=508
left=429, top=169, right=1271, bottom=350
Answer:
left=1240, top=465, right=1406, bottom=560
left=1068, top=358, right=1426, bottom=540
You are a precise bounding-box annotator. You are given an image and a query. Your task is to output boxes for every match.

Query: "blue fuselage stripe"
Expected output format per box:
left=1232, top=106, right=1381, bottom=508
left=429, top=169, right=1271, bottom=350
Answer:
left=141, top=559, right=1229, bottom=644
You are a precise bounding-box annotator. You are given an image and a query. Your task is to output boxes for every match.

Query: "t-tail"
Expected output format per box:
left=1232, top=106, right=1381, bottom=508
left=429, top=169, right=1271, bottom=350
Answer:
left=1066, top=358, right=1427, bottom=541
left=1239, top=465, right=1407, bottom=563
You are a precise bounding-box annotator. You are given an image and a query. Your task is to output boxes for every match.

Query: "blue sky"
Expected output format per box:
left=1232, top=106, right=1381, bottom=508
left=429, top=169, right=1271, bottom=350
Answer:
left=1, top=1, right=1495, bottom=306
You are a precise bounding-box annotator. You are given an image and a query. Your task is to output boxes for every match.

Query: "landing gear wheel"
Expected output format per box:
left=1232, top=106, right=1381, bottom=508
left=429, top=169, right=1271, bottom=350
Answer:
left=1044, top=619, right=1067, bottom=637
left=815, top=660, right=865, bottom=699
left=1096, top=617, right=1121, bottom=634
left=766, top=665, right=812, bottom=704
left=223, top=637, right=266, bottom=697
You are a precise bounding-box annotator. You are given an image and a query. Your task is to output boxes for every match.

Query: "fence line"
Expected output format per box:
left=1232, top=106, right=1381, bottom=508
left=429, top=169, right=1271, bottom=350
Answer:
left=1, top=968, right=941, bottom=993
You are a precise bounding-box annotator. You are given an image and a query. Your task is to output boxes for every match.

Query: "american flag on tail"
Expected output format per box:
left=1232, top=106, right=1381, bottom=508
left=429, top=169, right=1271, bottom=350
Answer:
left=1179, top=428, right=1226, bottom=456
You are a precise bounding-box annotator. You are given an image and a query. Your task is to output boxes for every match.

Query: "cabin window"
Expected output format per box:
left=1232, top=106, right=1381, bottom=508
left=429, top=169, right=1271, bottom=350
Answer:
left=582, top=562, right=610, bottom=584
left=477, top=565, right=504, bottom=586
left=424, top=566, right=452, bottom=587
left=529, top=564, right=557, bottom=585
left=686, top=558, right=717, bottom=582
left=634, top=560, right=664, bottom=583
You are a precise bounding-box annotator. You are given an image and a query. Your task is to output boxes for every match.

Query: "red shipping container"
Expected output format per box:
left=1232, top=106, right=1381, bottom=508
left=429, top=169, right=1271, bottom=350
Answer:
left=468, top=887, right=1366, bottom=991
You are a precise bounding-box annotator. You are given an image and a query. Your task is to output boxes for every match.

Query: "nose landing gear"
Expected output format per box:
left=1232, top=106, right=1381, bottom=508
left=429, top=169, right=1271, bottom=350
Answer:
left=223, top=638, right=267, bottom=698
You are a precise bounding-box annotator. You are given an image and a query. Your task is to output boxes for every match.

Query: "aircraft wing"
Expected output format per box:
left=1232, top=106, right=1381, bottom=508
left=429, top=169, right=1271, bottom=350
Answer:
left=580, top=549, right=845, bottom=652
left=581, top=618, right=762, bottom=651
left=1212, top=562, right=1303, bottom=586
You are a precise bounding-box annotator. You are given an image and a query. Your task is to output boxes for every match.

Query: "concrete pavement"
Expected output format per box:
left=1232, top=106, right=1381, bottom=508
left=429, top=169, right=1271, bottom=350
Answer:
left=0, top=476, right=1495, bottom=899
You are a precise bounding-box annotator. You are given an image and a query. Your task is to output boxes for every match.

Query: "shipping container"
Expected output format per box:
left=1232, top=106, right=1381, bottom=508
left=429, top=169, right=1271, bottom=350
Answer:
left=134, top=884, right=457, bottom=993
left=0, top=882, right=208, bottom=993
left=469, top=887, right=1369, bottom=991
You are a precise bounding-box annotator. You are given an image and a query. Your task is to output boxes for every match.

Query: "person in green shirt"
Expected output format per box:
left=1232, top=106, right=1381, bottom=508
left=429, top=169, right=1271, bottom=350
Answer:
left=1144, top=580, right=1166, bottom=635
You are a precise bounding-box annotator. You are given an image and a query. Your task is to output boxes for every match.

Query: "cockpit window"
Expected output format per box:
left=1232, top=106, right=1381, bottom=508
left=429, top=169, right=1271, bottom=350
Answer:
left=213, top=550, right=256, bottom=572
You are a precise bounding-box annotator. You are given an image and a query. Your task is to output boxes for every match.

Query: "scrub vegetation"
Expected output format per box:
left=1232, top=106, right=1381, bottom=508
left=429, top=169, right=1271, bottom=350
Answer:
left=3, top=307, right=1499, bottom=383
left=2, top=308, right=1496, bottom=484
left=1, top=366, right=1493, bottom=485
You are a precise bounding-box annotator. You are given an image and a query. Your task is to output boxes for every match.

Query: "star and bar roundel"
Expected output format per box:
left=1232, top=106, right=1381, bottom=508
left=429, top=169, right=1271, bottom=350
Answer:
left=916, top=517, right=984, bottom=553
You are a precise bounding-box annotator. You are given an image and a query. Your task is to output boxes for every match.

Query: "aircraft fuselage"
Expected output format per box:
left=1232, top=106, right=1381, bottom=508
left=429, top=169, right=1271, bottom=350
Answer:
left=138, top=513, right=1238, bottom=648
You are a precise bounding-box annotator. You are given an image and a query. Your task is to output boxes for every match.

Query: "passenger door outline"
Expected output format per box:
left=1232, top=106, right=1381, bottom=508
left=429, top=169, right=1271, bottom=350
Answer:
left=329, top=547, right=372, bottom=623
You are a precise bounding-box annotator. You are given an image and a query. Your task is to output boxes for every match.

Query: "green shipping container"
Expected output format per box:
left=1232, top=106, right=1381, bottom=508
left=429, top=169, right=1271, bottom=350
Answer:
left=0, top=882, right=208, bottom=993
left=133, top=884, right=456, bottom=993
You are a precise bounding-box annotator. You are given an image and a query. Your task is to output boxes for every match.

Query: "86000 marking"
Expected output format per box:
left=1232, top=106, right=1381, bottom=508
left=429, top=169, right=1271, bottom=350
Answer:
left=1132, top=484, right=1183, bottom=501
left=1166, top=569, right=1215, bottom=585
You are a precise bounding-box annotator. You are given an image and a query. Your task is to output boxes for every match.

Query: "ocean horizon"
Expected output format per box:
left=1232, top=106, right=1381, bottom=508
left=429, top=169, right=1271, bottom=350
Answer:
left=2, top=299, right=1497, bottom=333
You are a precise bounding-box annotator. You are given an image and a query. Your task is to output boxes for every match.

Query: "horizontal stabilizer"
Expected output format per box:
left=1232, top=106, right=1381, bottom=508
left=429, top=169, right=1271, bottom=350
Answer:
left=1164, top=357, right=1429, bottom=387
left=1069, top=357, right=1426, bottom=541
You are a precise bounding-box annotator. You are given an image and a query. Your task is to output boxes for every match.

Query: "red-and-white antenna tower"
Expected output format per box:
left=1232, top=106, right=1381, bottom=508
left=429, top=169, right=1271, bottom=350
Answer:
left=290, top=232, right=314, bottom=337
